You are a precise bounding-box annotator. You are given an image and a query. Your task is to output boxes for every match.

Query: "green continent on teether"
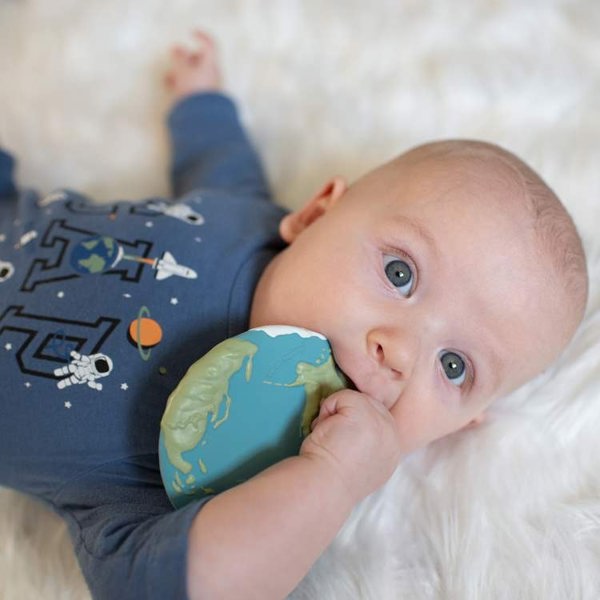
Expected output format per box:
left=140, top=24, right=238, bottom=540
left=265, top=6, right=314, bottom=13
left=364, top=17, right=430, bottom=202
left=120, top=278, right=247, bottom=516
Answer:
left=159, top=326, right=349, bottom=507
left=284, top=357, right=347, bottom=437
left=160, top=337, right=258, bottom=475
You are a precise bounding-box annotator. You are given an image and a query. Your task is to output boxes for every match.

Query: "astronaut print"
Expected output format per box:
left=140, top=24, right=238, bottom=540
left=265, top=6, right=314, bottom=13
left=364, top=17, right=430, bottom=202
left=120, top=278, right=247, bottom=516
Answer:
left=54, top=351, right=114, bottom=391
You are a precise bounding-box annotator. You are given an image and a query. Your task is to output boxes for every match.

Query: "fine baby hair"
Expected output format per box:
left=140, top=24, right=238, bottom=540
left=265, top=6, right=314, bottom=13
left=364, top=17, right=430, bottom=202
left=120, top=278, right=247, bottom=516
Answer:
left=401, top=138, right=588, bottom=314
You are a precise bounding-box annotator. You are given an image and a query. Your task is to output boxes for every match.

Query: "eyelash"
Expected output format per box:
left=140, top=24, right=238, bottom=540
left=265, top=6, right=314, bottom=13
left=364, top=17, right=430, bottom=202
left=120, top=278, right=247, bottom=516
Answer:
left=440, top=350, right=476, bottom=391
left=381, top=247, right=418, bottom=297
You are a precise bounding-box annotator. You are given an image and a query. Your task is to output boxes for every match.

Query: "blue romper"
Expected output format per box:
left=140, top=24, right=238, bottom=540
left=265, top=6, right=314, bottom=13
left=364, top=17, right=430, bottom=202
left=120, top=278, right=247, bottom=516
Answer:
left=0, top=93, right=288, bottom=599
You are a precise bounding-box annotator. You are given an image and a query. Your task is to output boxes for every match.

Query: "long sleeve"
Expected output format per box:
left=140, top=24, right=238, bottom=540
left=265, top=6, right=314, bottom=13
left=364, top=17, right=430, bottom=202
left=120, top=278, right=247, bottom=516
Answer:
left=167, top=93, right=271, bottom=200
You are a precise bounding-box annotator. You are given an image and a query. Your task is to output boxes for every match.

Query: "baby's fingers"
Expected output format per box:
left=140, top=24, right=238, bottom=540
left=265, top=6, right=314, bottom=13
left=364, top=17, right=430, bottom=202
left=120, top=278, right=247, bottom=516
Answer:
left=311, top=389, right=344, bottom=429
left=311, top=389, right=370, bottom=430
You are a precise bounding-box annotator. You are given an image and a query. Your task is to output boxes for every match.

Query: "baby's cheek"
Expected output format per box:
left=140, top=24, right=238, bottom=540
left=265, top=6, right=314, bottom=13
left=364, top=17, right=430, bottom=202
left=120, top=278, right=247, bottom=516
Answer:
left=390, top=393, right=461, bottom=452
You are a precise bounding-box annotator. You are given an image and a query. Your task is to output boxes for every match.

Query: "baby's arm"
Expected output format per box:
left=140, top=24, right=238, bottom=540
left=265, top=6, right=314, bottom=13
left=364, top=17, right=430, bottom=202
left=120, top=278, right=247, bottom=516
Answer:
left=186, top=389, right=402, bottom=600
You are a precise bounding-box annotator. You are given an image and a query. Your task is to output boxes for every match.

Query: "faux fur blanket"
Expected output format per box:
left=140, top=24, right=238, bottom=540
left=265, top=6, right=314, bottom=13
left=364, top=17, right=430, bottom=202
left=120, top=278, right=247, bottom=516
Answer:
left=1, top=1, right=599, bottom=598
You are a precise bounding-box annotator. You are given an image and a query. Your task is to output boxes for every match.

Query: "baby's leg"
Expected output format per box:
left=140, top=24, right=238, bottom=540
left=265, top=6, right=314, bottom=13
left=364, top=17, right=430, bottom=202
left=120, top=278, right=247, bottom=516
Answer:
left=0, top=149, right=18, bottom=199
left=165, top=31, right=271, bottom=200
left=165, top=30, right=223, bottom=105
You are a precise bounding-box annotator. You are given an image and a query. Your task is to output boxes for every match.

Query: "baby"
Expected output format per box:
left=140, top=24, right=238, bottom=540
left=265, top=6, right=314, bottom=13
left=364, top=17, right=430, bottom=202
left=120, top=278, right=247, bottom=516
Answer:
left=0, top=31, right=588, bottom=600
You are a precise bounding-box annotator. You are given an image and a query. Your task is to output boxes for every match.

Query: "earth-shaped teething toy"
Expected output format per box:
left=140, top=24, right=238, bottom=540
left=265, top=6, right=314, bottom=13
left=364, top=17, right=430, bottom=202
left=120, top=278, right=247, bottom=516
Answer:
left=159, top=326, right=348, bottom=508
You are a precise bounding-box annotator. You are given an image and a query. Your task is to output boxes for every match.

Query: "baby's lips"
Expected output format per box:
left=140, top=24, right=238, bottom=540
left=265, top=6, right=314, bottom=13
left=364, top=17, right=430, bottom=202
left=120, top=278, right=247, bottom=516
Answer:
left=333, top=362, right=358, bottom=392
left=329, top=345, right=358, bottom=392
left=346, top=375, right=358, bottom=391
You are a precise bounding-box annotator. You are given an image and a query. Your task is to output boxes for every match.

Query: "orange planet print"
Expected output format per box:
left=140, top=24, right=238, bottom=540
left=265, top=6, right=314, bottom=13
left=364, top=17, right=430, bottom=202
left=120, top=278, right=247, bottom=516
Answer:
left=129, top=317, right=163, bottom=347
left=128, top=307, right=164, bottom=362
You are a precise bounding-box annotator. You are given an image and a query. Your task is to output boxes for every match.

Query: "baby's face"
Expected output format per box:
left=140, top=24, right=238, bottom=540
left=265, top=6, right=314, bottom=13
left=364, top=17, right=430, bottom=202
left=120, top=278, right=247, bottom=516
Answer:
left=250, top=157, right=570, bottom=455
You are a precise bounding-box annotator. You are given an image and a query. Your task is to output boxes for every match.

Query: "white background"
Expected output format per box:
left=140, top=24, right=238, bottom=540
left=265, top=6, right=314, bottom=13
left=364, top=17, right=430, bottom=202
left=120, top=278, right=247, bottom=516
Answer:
left=0, top=1, right=599, bottom=598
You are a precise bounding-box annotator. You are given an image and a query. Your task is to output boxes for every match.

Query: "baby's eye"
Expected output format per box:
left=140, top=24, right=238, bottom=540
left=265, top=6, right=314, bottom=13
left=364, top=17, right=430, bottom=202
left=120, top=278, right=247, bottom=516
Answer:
left=439, top=351, right=467, bottom=386
left=383, top=255, right=414, bottom=297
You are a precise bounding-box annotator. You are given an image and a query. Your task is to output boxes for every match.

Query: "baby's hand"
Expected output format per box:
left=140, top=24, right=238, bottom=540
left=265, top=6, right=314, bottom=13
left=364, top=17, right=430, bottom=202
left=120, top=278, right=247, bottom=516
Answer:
left=300, top=390, right=402, bottom=504
left=164, top=30, right=223, bottom=104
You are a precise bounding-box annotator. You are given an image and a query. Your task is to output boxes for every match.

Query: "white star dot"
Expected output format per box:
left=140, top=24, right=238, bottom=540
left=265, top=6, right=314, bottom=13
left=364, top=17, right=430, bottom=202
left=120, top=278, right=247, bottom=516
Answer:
left=4, top=343, right=12, bottom=351
left=194, top=237, right=202, bottom=243
left=64, top=401, right=72, bottom=409
left=121, top=383, right=129, bottom=390
left=145, top=221, right=154, bottom=228
left=57, top=291, right=65, bottom=298
left=25, top=382, right=31, bottom=388
left=123, top=293, right=131, bottom=298
left=0, top=234, right=6, bottom=242
left=170, top=297, right=179, bottom=305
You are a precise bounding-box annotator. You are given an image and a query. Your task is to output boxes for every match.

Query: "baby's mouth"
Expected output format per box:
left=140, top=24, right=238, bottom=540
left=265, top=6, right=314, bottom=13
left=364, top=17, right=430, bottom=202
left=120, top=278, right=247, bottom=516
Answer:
left=334, top=362, right=358, bottom=391
left=342, top=373, right=358, bottom=392
left=329, top=346, right=358, bottom=391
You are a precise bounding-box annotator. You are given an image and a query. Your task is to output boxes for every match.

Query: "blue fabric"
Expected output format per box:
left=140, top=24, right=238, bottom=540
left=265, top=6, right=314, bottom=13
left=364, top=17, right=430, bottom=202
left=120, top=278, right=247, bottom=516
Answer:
left=0, top=93, right=288, bottom=599
left=0, top=148, right=18, bottom=199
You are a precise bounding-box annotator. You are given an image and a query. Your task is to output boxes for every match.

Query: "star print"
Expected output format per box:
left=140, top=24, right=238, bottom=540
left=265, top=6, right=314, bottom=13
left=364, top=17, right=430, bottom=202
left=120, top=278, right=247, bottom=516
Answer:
left=4, top=343, right=12, bottom=351
left=170, top=297, right=179, bottom=305
left=145, top=221, right=154, bottom=228
left=123, top=293, right=131, bottom=298
left=0, top=233, right=5, bottom=242
left=57, top=291, right=65, bottom=298
left=194, top=237, right=202, bottom=243
left=64, top=401, right=72, bottom=409
left=25, top=382, right=31, bottom=388
left=121, top=383, right=129, bottom=390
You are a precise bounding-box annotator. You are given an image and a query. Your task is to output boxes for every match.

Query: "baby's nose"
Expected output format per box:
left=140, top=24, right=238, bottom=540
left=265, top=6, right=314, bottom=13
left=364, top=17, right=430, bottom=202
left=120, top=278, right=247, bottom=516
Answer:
left=367, top=329, right=417, bottom=380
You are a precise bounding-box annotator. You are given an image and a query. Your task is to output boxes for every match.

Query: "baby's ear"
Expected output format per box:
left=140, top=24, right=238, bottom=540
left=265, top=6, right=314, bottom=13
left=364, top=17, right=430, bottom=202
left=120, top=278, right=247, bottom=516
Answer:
left=279, top=177, right=347, bottom=243
left=464, top=413, right=486, bottom=429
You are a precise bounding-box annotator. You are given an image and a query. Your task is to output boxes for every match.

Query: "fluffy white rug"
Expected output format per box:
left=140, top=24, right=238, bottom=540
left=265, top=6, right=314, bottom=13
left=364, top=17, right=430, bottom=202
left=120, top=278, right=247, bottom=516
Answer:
left=1, top=1, right=599, bottom=598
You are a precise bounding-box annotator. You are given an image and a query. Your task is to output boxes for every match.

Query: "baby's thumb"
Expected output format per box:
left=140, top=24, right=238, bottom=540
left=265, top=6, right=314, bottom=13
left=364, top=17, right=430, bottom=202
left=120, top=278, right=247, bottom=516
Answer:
left=311, top=389, right=343, bottom=430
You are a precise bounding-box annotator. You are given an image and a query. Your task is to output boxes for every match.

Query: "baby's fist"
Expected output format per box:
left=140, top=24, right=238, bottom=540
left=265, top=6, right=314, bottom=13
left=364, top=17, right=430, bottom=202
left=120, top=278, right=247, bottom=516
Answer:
left=300, top=389, right=402, bottom=503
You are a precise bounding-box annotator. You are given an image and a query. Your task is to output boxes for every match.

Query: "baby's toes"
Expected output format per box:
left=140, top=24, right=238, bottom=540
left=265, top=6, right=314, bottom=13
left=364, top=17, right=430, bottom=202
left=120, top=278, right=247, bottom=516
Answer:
left=193, top=30, right=215, bottom=47
left=170, top=45, right=190, bottom=64
left=187, top=52, right=202, bottom=67
left=164, top=73, right=175, bottom=89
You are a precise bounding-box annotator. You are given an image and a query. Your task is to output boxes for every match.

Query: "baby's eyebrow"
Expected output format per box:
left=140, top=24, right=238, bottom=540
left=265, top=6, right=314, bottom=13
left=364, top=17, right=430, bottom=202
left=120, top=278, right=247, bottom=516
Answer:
left=390, top=215, right=439, bottom=258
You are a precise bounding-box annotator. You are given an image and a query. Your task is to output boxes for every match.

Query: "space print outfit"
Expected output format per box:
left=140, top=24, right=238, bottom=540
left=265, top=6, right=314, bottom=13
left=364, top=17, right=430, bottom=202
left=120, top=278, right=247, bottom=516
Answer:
left=0, top=93, right=287, bottom=599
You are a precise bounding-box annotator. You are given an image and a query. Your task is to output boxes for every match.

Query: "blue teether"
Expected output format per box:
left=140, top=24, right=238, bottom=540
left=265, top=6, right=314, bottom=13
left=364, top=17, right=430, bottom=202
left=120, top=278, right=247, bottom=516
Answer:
left=159, top=326, right=348, bottom=508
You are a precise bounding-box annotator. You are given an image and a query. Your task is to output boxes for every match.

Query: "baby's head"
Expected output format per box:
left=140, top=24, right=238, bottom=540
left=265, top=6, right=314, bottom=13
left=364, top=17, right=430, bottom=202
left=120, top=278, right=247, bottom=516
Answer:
left=250, top=140, right=588, bottom=454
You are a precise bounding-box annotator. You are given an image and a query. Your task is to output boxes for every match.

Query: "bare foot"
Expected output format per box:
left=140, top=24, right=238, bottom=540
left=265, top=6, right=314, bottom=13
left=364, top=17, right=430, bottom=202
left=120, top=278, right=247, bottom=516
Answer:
left=164, top=30, right=223, bottom=104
